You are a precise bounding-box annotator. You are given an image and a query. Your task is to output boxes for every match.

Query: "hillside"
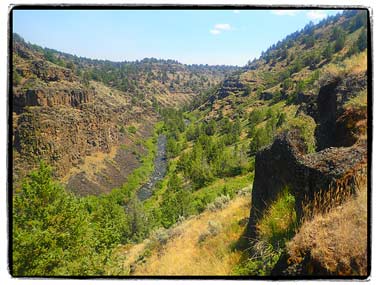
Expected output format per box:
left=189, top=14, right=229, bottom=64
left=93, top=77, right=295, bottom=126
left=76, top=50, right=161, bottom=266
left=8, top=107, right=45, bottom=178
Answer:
left=11, top=9, right=369, bottom=278
left=196, top=9, right=368, bottom=276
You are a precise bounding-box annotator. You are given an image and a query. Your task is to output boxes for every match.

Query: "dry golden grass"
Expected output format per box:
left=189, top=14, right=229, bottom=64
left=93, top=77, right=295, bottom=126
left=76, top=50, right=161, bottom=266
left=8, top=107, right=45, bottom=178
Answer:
left=128, top=194, right=251, bottom=276
left=61, top=145, right=119, bottom=183
left=319, top=51, right=367, bottom=85
left=344, top=89, right=367, bottom=109
left=287, top=176, right=368, bottom=276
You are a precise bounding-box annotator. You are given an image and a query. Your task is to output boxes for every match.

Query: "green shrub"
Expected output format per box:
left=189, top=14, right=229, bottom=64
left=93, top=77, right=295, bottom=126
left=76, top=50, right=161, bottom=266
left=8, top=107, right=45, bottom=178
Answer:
left=13, top=162, right=104, bottom=276
left=206, top=194, right=231, bottom=212
left=13, top=69, right=22, bottom=86
left=232, top=241, right=282, bottom=276
left=249, top=126, right=273, bottom=156
left=357, top=28, right=367, bottom=52
left=335, top=33, right=346, bottom=52
left=232, top=186, right=297, bottom=276
left=119, top=125, right=127, bottom=134
left=288, top=114, right=316, bottom=153
left=128, top=125, right=137, bottom=134
left=256, top=186, right=297, bottom=246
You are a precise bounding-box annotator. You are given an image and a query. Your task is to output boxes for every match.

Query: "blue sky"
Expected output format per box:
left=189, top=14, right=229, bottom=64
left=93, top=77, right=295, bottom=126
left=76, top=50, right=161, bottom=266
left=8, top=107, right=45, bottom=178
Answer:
left=13, top=9, right=342, bottom=66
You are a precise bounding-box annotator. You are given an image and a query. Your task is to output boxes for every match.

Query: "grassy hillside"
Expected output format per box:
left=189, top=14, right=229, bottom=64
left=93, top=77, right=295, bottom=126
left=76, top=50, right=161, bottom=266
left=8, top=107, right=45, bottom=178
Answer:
left=109, top=187, right=252, bottom=275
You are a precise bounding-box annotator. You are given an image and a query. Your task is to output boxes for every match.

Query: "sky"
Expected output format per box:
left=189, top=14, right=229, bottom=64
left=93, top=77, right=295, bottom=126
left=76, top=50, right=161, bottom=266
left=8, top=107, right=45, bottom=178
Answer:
left=13, top=9, right=343, bottom=66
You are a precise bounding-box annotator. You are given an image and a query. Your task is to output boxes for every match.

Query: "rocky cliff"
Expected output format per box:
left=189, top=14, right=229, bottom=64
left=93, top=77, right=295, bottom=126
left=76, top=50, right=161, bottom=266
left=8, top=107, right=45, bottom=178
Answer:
left=12, top=37, right=157, bottom=195
left=247, top=73, right=368, bottom=247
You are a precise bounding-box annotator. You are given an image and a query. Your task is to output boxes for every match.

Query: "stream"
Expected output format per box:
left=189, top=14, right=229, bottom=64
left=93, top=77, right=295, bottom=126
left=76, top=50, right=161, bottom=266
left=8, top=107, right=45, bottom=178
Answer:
left=136, top=134, right=168, bottom=201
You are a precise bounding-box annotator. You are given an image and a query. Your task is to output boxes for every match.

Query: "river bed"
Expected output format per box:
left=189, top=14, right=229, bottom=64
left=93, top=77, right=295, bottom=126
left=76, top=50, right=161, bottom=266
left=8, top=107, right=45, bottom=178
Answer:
left=136, top=134, right=168, bottom=201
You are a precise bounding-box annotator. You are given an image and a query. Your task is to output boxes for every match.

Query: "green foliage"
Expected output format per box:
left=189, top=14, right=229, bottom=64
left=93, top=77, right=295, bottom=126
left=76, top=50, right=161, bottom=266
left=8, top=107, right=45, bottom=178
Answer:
left=347, top=44, right=360, bottom=57
left=289, top=58, right=303, bottom=74
left=160, top=175, right=191, bottom=228
left=166, top=137, right=181, bottom=158
left=349, top=11, right=367, bottom=32
left=124, top=194, right=149, bottom=242
left=303, top=50, right=321, bottom=68
left=295, top=80, right=306, bottom=94
left=357, top=28, right=367, bottom=52
left=43, top=49, right=65, bottom=66
left=276, top=112, right=287, bottom=128
left=13, top=126, right=162, bottom=276
left=219, top=117, right=233, bottom=135
left=334, top=33, right=346, bottom=52
left=86, top=195, right=130, bottom=249
left=286, top=114, right=316, bottom=153
left=249, top=126, right=272, bottom=156
left=81, top=71, right=91, bottom=87
left=281, top=78, right=292, bottom=91
left=231, top=243, right=282, bottom=276
left=331, top=26, right=342, bottom=41
left=257, top=186, right=297, bottom=245
left=13, top=69, right=22, bottom=86
left=323, top=43, right=334, bottom=61
left=127, top=125, right=137, bottom=134
left=256, top=85, right=265, bottom=97
left=119, top=125, right=127, bottom=134
left=304, top=35, right=315, bottom=48
left=204, top=119, right=217, bottom=136
left=223, top=120, right=242, bottom=145
left=189, top=174, right=253, bottom=214
left=13, top=162, right=102, bottom=276
left=161, top=108, right=186, bottom=138
left=243, top=85, right=252, bottom=97
left=119, top=132, right=158, bottom=195
left=233, top=187, right=297, bottom=276
left=248, top=108, right=266, bottom=129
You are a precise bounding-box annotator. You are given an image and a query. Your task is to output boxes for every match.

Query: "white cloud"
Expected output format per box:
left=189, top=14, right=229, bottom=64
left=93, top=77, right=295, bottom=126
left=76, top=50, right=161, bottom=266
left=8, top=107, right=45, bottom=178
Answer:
left=210, top=29, right=221, bottom=35
left=214, top=24, right=231, bottom=31
left=233, top=10, right=240, bottom=14
left=271, top=10, right=298, bottom=16
left=209, top=23, right=232, bottom=35
left=307, top=10, right=327, bottom=21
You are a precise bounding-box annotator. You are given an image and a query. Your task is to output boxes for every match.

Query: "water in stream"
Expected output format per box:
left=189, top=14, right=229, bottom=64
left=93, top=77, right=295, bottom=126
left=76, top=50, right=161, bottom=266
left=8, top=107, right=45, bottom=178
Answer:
left=136, top=134, right=168, bottom=201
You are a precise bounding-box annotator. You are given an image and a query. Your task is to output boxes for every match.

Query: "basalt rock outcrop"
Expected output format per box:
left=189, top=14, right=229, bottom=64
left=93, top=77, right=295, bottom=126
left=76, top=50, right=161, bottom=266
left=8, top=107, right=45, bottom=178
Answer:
left=247, top=76, right=368, bottom=239
left=12, top=36, right=157, bottom=195
left=13, top=87, right=95, bottom=113
left=298, top=72, right=367, bottom=150
left=247, top=129, right=367, bottom=238
left=208, top=76, right=246, bottom=103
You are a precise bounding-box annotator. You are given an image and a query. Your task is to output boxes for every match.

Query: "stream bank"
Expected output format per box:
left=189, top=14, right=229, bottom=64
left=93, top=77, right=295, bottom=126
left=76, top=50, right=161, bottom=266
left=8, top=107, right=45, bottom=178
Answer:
left=136, top=134, right=168, bottom=201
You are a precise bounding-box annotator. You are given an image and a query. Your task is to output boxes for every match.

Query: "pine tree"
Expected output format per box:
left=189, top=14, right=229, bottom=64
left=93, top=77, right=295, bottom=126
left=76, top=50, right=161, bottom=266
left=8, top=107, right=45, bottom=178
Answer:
left=357, top=29, right=367, bottom=51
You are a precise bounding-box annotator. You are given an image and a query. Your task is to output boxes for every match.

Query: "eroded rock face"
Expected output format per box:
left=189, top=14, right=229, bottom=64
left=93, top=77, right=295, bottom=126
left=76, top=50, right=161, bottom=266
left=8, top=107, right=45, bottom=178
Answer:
left=31, top=60, right=75, bottom=82
left=13, top=87, right=95, bottom=113
left=208, top=76, right=246, bottom=103
left=300, top=72, right=367, bottom=150
left=12, top=36, right=161, bottom=194
left=247, top=129, right=367, bottom=238
left=247, top=74, right=368, bottom=239
left=315, top=81, right=339, bottom=150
